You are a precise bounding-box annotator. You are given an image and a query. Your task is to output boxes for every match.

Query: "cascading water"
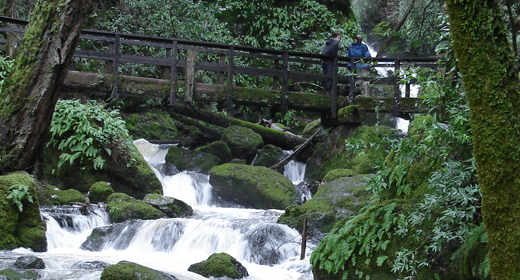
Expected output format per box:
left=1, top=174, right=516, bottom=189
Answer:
left=0, top=139, right=313, bottom=280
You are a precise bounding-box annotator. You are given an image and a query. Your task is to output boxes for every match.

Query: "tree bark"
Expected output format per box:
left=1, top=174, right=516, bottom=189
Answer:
left=0, top=0, right=93, bottom=173
left=446, top=0, right=520, bottom=278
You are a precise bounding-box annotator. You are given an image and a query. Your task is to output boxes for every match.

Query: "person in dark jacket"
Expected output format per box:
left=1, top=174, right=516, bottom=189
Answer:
left=347, top=34, right=371, bottom=97
left=321, top=32, right=341, bottom=95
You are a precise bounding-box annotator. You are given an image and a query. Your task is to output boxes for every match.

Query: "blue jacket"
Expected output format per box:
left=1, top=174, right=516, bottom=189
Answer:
left=347, top=42, right=371, bottom=68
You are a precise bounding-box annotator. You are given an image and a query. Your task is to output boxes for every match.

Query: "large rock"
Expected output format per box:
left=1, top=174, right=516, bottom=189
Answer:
left=106, top=193, right=166, bottom=223
left=38, top=144, right=162, bottom=200
left=165, top=146, right=220, bottom=175
left=81, top=220, right=142, bottom=251
left=195, top=140, right=233, bottom=164
left=51, top=188, right=85, bottom=205
left=252, top=144, right=284, bottom=172
left=0, top=268, right=39, bottom=279
left=278, top=175, right=372, bottom=240
left=0, top=173, right=47, bottom=252
left=143, top=194, right=193, bottom=218
left=188, top=253, right=248, bottom=279
left=101, top=261, right=178, bottom=280
left=88, top=182, right=114, bottom=204
left=13, top=256, right=46, bottom=269
left=209, top=164, right=297, bottom=209
left=221, top=125, right=263, bottom=163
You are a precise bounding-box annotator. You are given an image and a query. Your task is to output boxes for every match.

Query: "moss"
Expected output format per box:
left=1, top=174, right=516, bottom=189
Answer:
left=100, top=261, right=175, bottom=280
left=51, top=188, right=85, bottom=205
left=209, top=164, right=297, bottom=209
left=165, top=146, right=220, bottom=174
left=0, top=268, right=39, bottom=280
left=106, top=193, right=165, bottom=223
left=188, top=253, right=248, bottom=279
left=88, top=182, right=114, bottom=204
left=122, top=110, right=179, bottom=141
left=221, top=125, right=264, bottom=162
left=322, top=169, right=356, bottom=183
left=195, top=140, right=233, bottom=164
left=0, top=173, right=47, bottom=252
left=302, top=119, right=322, bottom=138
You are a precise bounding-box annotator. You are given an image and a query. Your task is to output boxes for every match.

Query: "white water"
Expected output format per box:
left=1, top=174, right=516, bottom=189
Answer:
left=0, top=139, right=313, bottom=280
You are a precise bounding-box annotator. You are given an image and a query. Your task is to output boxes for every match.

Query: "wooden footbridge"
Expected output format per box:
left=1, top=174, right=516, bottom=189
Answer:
left=0, top=16, right=439, bottom=119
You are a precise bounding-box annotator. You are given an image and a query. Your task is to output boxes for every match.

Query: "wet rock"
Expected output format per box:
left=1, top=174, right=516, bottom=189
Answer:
left=161, top=162, right=180, bottom=176
left=195, top=140, right=233, bottom=164
left=221, top=125, right=264, bottom=163
left=165, top=146, right=220, bottom=175
left=71, top=260, right=110, bottom=269
left=252, top=144, right=284, bottom=173
left=13, top=256, right=45, bottom=269
left=0, top=268, right=38, bottom=279
left=106, top=193, right=166, bottom=223
left=210, top=164, right=298, bottom=210
left=81, top=220, right=143, bottom=251
left=101, top=261, right=178, bottom=280
left=143, top=194, right=193, bottom=218
left=188, top=252, right=248, bottom=279
left=88, top=182, right=114, bottom=204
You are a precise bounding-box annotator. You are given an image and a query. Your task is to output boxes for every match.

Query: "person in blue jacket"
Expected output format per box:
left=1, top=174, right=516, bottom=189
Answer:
left=347, top=34, right=371, bottom=97
left=321, top=32, right=341, bottom=95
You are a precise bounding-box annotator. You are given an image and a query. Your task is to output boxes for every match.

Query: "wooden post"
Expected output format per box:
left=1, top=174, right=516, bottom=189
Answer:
left=227, top=46, right=234, bottom=113
left=348, top=57, right=355, bottom=105
left=281, top=52, right=288, bottom=115
left=405, top=83, right=411, bottom=98
left=111, top=34, right=120, bottom=99
left=107, top=41, right=114, bottom=74
left=219, top=54, right=225, bottom=85
left=300, top=216, right=308, bottom=260
left=185, top=49, right=196, bottom=102
left=332, top=56, right=338, bottom=119
left=273, top=59, right=280, bottom=90
left=169, top=40, right=178, bottom=105
left=393, top=59, right=401, bottom=117
left=163, top=48, right=171, bottom=79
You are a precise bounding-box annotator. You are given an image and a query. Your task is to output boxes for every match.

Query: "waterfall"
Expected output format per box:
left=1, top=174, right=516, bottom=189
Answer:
left=8, top=139, right=314, bottom=280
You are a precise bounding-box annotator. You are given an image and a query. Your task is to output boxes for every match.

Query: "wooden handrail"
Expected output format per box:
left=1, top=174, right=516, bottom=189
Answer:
left=0, top=15, right=444, bottom=118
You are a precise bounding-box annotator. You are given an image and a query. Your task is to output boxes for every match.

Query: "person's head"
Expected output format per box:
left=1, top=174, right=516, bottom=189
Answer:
left=354, top=34, right=363, bottom=43
left=332, top=32, right=342, bottom=42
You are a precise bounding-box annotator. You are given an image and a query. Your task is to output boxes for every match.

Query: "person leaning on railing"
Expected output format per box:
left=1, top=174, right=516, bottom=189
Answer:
left=347, top=34, right=371, bottom=97
left=321, top=32, right=342, bottom=95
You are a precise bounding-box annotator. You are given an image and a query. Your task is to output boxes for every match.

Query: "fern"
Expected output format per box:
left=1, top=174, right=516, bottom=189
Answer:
left=7, top=183, right=34, bottom=212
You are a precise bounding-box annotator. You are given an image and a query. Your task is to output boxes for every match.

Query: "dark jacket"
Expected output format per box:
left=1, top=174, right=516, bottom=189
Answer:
left=347, top=42, right=371, bottom=68
left=322, top=38, right=339, bottom=57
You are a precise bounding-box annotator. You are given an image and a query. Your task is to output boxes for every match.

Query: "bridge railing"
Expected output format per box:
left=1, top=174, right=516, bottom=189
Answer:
left=0, top=15, right=441, bottom=118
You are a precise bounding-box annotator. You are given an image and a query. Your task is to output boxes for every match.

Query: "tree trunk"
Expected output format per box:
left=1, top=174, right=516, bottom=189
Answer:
left=446, top=0, right=520, bottom=278
left=0, top=0, right=93, bottom=173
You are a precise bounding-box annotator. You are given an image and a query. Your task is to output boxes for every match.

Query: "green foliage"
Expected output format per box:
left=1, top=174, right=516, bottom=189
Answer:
left=48, top=99, right=136, bottom=171
left=7, top=183, right=33, bottom=212
left=0, top=56, right=15, bottom=95
left=310, top=202, right=404, bottom=279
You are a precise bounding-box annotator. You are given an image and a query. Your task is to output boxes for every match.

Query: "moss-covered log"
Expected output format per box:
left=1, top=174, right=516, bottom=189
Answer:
left=0, top=0, right=92, bottom=173
left=446, top=0, right=520, bottom=278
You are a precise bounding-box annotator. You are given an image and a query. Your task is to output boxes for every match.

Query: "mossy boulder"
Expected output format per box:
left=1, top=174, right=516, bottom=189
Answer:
left=106, top=193, right=166, bottom=223
left=209, top=164, right=297, bottom=209
left=13, top=256, right=46, bottom=269
left=278, top=175, right=372, bottom=240
left=188, top=252, right=249, bottom=279
left=322, top=169, right=357, bottom=183
left=305, top=125, right=358, bottom=181
left=221, top=125, right=264, bottom=163
left=195, top=140, right=233, bottom=164
left=143, top=194, right=193, bottom=218
left=123, top=110, right=179, bottom=142
left=0, top=173, right=47, bottom=252
left=306, top=124, right=395, bottom=181
left=51, top=188, right=85, bottom=205
left=302, top=119, right=322, bottom=138
left=0, top=268, right=39, bottom=280
left=165, top=146, right=220, bottom=175
left=252, top=144, right=284, bottom=172
left=100, top=260, right=178, bottom=280
left=88, top=182, right=114, bottom=204
left=38, top=143, right=162, bottom=200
